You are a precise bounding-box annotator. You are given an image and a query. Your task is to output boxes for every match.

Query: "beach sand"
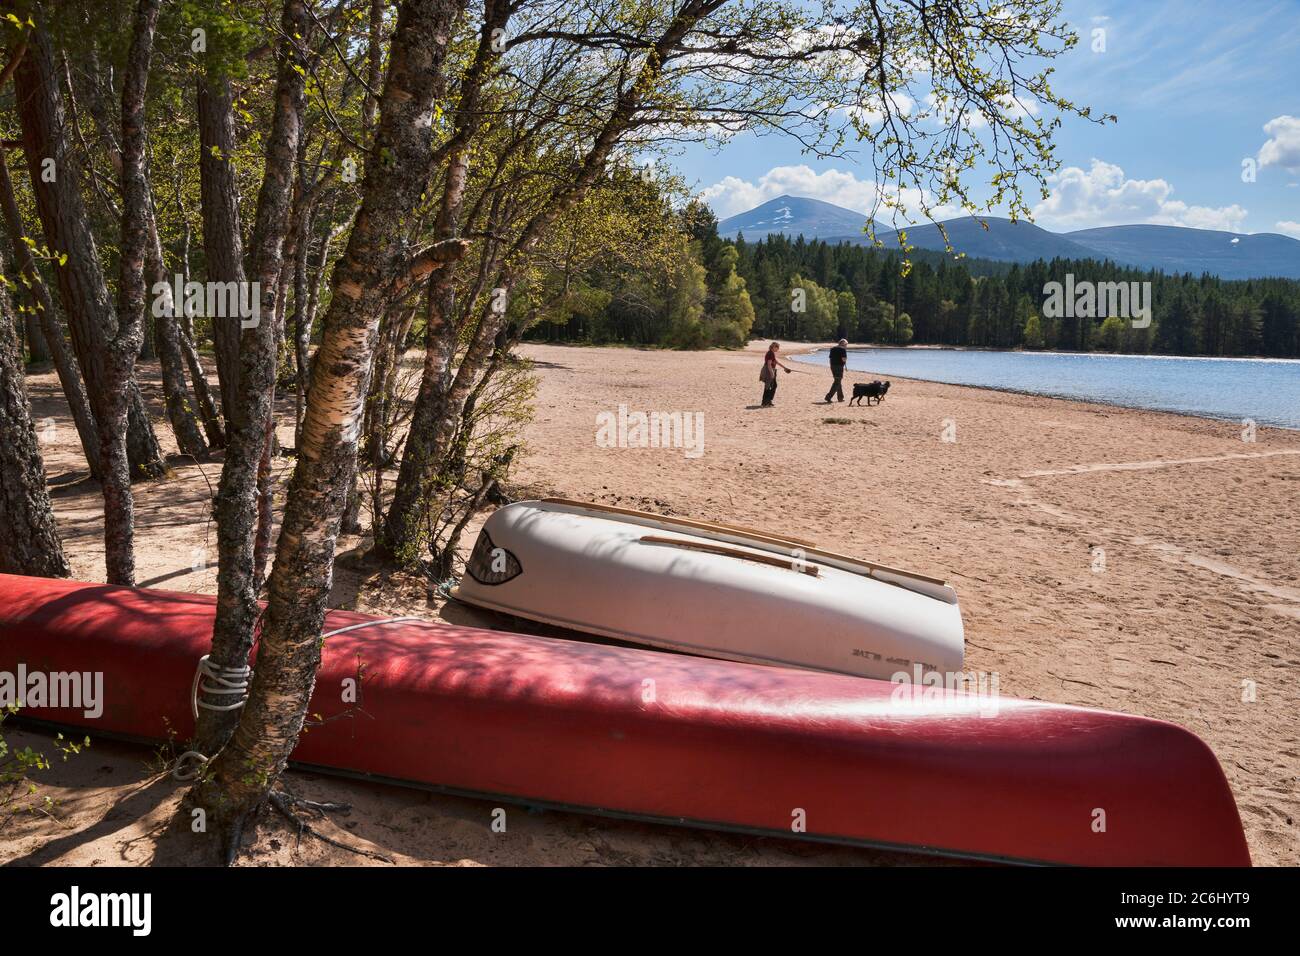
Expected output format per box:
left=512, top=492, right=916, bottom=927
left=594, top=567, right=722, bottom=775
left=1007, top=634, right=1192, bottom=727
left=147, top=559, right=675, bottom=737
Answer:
left=4, top=342, right=1296, bottom=866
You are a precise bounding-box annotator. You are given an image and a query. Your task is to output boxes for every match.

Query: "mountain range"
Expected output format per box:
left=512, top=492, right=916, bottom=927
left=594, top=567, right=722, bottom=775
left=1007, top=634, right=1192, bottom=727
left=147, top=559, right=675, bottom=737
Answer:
left=715, top=195, right=1300, bottom=280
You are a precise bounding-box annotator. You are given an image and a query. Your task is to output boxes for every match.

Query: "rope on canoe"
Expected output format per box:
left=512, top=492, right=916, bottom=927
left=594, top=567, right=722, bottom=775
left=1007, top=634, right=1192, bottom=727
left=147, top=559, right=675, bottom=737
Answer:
left=171, top=617, right=423, bottom=782
left=318, top=616, right=421, bottom=639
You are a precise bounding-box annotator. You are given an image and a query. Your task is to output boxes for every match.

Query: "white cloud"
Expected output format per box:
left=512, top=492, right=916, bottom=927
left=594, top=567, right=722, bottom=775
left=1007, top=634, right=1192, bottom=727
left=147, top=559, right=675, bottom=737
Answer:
left=1032, top=159, right=1249, bottom=232
left=838, top=92, right=915, bottom=129
left=699, top=164, right=954, bottom=224
left=923, top=91, right=1039, bottom=131
left=1258, top=115, right=1300, bottom=173
left=1275, top=220, right=1300, bottom=239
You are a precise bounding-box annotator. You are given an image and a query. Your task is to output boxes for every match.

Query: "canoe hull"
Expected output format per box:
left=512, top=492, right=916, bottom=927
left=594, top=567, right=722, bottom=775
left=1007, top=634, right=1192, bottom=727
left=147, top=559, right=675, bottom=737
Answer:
left=0, top=575, right=1250, bottom=865
left=454, top=500, right=965, bottom=681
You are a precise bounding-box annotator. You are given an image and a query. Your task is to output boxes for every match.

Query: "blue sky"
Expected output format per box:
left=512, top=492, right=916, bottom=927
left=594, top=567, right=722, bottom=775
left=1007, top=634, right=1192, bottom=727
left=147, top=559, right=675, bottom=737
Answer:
left=678, top=0, right=1300, bottom=237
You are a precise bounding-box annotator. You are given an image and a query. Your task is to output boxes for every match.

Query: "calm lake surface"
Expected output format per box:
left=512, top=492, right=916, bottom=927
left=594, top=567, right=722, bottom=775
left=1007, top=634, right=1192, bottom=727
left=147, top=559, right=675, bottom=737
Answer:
left=794, top=347, right=1300, bottom=429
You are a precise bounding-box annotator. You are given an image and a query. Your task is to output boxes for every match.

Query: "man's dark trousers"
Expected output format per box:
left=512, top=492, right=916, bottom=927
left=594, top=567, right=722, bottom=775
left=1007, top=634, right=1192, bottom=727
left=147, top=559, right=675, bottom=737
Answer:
left=826, top=368, right=844, bottom=402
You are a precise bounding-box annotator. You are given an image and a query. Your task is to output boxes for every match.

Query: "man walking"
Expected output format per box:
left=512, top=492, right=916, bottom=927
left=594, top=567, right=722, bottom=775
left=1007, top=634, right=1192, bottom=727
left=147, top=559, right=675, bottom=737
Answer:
left=825, top=338, right=848, bottom=402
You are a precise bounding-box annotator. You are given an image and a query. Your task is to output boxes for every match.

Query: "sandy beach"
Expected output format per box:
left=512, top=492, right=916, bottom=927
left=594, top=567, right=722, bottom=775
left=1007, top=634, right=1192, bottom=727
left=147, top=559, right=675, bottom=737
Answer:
left=4, top=341, right=1297, bottom=866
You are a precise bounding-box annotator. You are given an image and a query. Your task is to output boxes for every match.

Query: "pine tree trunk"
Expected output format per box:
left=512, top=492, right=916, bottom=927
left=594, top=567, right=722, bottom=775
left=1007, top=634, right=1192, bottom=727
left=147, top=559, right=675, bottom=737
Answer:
left=99, top=0, right=162, bottom=586
left=178, top=309, right=226, bottom=448
left=146, top=199, right=208, bottom=458
left=21, top=308, right=47, bottom=363
left=196, top=73, right=246, bottom=430
left=170, top=185, right=226, bottom=447
left=0, top=241, right=69, bottom=578
left=190, top=0, right=471, bottom=856
left=12, top=20, right=165, bottom=486
left=0, top=157, right=101, bottom=478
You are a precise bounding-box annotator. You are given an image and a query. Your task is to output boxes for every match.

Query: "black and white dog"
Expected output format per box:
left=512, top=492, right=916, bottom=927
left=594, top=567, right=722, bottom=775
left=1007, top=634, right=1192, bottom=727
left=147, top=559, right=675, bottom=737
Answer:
left=849, top=380, right=890, bottom=406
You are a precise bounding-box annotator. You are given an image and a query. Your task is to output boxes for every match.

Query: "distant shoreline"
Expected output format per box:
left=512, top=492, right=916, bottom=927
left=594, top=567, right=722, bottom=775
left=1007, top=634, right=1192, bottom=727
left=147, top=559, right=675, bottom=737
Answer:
left=788, top=345, right=1300, bottom=431
left=788, top=342, right=1300, bottom=363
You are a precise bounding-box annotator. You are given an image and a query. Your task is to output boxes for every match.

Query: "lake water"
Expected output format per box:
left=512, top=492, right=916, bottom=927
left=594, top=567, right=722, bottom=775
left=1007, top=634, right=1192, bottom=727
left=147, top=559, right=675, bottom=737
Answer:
left=794, top=348, right=1300, bottom=429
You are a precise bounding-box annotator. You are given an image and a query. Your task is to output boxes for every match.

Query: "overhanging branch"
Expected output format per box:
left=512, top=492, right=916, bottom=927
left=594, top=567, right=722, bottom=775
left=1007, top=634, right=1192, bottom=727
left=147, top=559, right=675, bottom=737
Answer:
left=389, top=237, right=472, bottom=301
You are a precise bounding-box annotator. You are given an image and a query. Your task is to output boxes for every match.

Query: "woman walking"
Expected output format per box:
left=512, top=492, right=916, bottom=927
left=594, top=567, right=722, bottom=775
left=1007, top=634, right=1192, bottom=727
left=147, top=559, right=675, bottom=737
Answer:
left=759, top=342, right=792, bottom=407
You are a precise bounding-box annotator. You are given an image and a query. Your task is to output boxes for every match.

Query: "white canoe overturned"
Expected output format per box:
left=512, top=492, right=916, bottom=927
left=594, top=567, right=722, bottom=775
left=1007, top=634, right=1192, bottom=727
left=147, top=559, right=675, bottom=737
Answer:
left=452, top=498, right=964, bottom=680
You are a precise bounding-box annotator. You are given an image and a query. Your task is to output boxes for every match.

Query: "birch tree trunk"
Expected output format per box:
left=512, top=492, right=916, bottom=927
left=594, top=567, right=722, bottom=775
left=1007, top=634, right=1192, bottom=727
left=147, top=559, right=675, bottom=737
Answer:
left=173, top=201, right=226, bottom=449
left=178, top=312, right=225, bottom=447
left=191, top=0, right=312, bottom=758
left=168, top=172, right=225, bottom=447
left=381, top=0, right=710, bottom=556
left=376, top=2, right=511, bottom=555
left=190, top=0, right=471, bottom=855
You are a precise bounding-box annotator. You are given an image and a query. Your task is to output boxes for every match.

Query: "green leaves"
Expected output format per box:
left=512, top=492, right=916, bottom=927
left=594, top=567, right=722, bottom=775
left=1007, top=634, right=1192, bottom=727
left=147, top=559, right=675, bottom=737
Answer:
left=0, top=705, right=88, bottom=832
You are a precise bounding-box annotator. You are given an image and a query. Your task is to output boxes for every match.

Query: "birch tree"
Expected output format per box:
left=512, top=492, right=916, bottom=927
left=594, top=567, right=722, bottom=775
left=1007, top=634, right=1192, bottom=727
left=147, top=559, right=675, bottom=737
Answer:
left=188, top=0, right=471, bottom=852
left=191, top=0, right=314, bottom=758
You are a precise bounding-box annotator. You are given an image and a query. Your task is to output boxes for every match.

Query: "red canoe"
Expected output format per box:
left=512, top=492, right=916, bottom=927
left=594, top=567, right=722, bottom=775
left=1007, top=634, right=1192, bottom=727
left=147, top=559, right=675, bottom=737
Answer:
left=0, top=574, right=1250, bottom=865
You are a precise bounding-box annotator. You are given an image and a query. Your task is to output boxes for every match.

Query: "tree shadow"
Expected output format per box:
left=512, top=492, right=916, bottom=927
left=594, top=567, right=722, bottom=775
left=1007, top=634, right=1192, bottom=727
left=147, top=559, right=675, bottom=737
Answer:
left=4, top=734, right=186, bottom=867
left=47, top=472, right=96, bottom=494
left=137, top=566, right=206, bottom=589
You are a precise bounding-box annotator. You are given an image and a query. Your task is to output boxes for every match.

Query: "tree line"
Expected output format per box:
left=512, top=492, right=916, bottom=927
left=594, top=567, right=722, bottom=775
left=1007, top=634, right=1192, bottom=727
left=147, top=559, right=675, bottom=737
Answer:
left=535, top=210, right=1300, bottom=358
left=736, top=234, right=1300, bottom=357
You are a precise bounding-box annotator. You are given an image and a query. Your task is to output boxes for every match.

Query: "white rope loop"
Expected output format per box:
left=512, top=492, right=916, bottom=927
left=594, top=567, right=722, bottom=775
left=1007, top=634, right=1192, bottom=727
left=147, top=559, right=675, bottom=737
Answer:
left=172, top=655, right=253, bottom=781
left=190, top=654, right=253, bottom=720
left=172, top=750, right=208, bottom=782
left=170, top=618, right=420, bottom=782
